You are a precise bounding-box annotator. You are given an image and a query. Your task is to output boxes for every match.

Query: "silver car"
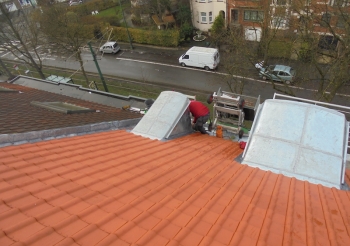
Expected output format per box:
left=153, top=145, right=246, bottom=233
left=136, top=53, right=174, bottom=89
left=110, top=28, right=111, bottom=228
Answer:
left=99, top=41, right=121, bottom=54
left=259, top=65, right=296, bottom=85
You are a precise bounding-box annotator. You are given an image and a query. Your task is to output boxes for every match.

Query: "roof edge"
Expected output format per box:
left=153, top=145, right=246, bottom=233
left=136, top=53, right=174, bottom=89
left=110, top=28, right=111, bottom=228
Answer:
left=0, top=118, right=141, bottom=147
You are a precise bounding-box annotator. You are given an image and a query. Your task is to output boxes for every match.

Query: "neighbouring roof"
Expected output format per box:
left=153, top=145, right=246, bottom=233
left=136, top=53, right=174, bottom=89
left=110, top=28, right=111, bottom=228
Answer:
left=0, top=130, right=350, bottom=245
left=242, top=99, right=349, bottom=189
left=0, top=82, right=143, bottom=146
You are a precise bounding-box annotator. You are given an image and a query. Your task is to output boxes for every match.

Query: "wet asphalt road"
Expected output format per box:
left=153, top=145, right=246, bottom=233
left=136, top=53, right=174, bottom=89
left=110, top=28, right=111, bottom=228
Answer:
left=1, top=41, right=349, bottom=107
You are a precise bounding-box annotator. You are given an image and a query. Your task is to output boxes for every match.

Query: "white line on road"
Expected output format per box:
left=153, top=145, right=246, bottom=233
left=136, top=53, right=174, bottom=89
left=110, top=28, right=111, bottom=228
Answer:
left=1, top=52, right=10, bottom=57
left=116, top=57, right=201, bottom=71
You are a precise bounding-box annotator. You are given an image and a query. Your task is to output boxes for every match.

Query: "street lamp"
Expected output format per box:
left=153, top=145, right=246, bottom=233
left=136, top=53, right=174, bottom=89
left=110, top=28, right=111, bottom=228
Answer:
left=118, top=0, right=133, bottom=50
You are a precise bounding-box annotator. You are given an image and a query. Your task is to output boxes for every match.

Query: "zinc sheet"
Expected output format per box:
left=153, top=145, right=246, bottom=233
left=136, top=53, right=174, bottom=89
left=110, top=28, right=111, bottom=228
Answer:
left=242, top=99, right=347, bottom=189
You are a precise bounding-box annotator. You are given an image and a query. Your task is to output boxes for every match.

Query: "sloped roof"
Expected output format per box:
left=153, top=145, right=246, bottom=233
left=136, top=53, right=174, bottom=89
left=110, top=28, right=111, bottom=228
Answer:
left=0, top=82, right=142, bottom=135
left=0, top=130, right=350, bottom=245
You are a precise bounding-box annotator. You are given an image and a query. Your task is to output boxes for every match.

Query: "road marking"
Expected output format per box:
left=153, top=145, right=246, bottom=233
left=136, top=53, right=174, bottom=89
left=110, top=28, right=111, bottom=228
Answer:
left=116, top=57, right=206, bottom=72
left=1, top=52, right=11, bottom=57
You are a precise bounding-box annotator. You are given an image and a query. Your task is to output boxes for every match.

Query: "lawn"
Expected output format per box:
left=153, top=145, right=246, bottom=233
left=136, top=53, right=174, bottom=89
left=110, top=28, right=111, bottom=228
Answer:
left=98, top=3, right=131, bottom=20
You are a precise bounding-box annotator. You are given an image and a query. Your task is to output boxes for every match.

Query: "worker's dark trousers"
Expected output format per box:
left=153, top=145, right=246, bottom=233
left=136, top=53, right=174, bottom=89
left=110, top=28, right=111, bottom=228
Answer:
left=194, top=114, right=209, bottom=134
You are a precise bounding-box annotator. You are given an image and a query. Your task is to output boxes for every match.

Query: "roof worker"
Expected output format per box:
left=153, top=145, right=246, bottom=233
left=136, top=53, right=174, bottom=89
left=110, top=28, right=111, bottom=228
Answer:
left=189, top=95, right=213, bottom=134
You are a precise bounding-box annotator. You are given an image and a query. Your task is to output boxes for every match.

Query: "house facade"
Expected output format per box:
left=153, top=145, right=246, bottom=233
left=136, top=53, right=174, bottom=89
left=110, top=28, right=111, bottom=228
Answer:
left=190, top=0, right=226, bottom=31
left=290, top=0, right=350, bottom=51
left=0, top=0, right=37, bottom=12
left=225, top=0, right=294, bottom=42
left=225, top=0, right=349, bottom=45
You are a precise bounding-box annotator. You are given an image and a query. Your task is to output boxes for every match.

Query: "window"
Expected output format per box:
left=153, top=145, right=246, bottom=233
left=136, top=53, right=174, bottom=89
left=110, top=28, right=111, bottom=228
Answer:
left=279, top=72, right=288, bottom=76
left=276, top=0, right=287, bottom=5
left=320, top=13, right=331, bottom=27
left=209, top=12, right=213, bottom=23
left=231, top=9, right=239, bottom=23
left=330, top=0, right=349, bottom=6
left=199, top=0, right=206, bottom=2
left=201, top=12, right=207, bottom=23
left=271, top=17, right=289, bottom=28
left=318, top=35, right=338, bottom=50
left=336, top=15, right=348, bottom=28
left=244, top=10, right=264, bottom=22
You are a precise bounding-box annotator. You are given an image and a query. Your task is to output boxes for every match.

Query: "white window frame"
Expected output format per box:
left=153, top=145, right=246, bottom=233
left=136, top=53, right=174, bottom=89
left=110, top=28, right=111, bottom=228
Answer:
left=329, top=0, right=349, bottom=6
left=200, top=12, right=207, bottom=23
left=244, top=10, right=264, bottom=22
left=209, top=12, right=213, bottom=23
left=271, top=16, right=289, bottom=29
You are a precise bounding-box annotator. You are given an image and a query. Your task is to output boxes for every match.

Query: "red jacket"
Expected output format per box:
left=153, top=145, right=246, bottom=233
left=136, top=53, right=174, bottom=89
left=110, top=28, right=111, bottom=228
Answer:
left=189, top=101, right=209, bottom=123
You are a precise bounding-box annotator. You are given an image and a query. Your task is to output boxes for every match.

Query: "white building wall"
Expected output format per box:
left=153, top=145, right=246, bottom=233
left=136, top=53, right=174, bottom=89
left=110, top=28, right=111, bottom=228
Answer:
left=191, top=0, right=226, bottom=31
left=0, top=0, right=37, bottom=13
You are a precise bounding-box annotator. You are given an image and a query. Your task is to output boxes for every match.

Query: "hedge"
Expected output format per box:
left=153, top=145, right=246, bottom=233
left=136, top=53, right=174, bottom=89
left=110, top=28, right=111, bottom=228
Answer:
left=113, top=27, right=180, bottom=47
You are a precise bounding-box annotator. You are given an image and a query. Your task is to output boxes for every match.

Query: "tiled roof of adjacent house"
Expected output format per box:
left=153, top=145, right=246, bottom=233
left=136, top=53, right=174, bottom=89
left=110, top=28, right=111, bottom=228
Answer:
left=0, top=82, right=141, bottom=135
left=1, top=130, right=350, bottom=246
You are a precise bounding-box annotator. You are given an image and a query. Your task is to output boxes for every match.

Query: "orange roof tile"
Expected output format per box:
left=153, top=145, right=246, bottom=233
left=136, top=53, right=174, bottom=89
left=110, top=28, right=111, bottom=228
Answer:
left=0, top=130, right=350, bottom=245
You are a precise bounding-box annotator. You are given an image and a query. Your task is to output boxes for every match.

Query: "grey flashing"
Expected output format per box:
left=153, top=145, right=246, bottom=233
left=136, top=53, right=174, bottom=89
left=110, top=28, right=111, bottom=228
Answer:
left=31, top=101, right=96, bottom=114
left=10, top=76, right=148, bottom=109
left=0, top=118, right=141, bottom=147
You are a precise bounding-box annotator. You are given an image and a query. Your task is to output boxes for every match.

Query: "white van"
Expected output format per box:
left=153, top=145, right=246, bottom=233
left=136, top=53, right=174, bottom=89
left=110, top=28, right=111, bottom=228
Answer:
left=99, top=41, right=120, bottom=54
left=179, top=46, right=220, bottom=71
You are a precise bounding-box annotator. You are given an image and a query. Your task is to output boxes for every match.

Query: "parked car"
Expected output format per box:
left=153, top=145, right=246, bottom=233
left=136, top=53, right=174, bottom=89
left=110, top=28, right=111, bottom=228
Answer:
left=99, top=41, right=120, bottom=54
left=69, top=0, right=82, bottom=6
left=259, top=65, right=296, bottom=85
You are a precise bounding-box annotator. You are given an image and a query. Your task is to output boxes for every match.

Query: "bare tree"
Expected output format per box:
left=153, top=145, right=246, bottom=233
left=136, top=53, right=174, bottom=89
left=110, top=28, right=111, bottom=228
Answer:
left=291, top=0, right=350, bottom=102
left=0, top=1, right=46, bottom=79
left=220, top=4, right=297, bottom=96
left=37, top=4, right=95, bottom=86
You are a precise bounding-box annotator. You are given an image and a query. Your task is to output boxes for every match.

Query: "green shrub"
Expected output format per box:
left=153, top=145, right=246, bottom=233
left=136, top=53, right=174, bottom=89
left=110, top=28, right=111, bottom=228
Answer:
left=297, top=42, right=312, bottom=62
left=113, top=27, right=180, bottom=47
left=268, top=40, right=293, bottom=58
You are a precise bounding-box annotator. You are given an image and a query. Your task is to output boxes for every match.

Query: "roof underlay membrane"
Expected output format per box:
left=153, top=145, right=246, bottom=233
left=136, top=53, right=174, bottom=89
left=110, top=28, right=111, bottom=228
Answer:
left=242, top=99, right=348, bottom=189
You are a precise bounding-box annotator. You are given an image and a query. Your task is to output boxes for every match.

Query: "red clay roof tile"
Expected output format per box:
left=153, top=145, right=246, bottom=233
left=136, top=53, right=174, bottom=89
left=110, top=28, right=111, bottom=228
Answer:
left=0, top=131, right=349, bottom=245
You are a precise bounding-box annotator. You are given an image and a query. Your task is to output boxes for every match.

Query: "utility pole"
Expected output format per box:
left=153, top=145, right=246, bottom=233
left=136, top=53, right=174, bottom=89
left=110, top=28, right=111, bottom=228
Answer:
left=87, top=42, right=109, bottom=92
left=118, top=0, right=133, bottom=50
